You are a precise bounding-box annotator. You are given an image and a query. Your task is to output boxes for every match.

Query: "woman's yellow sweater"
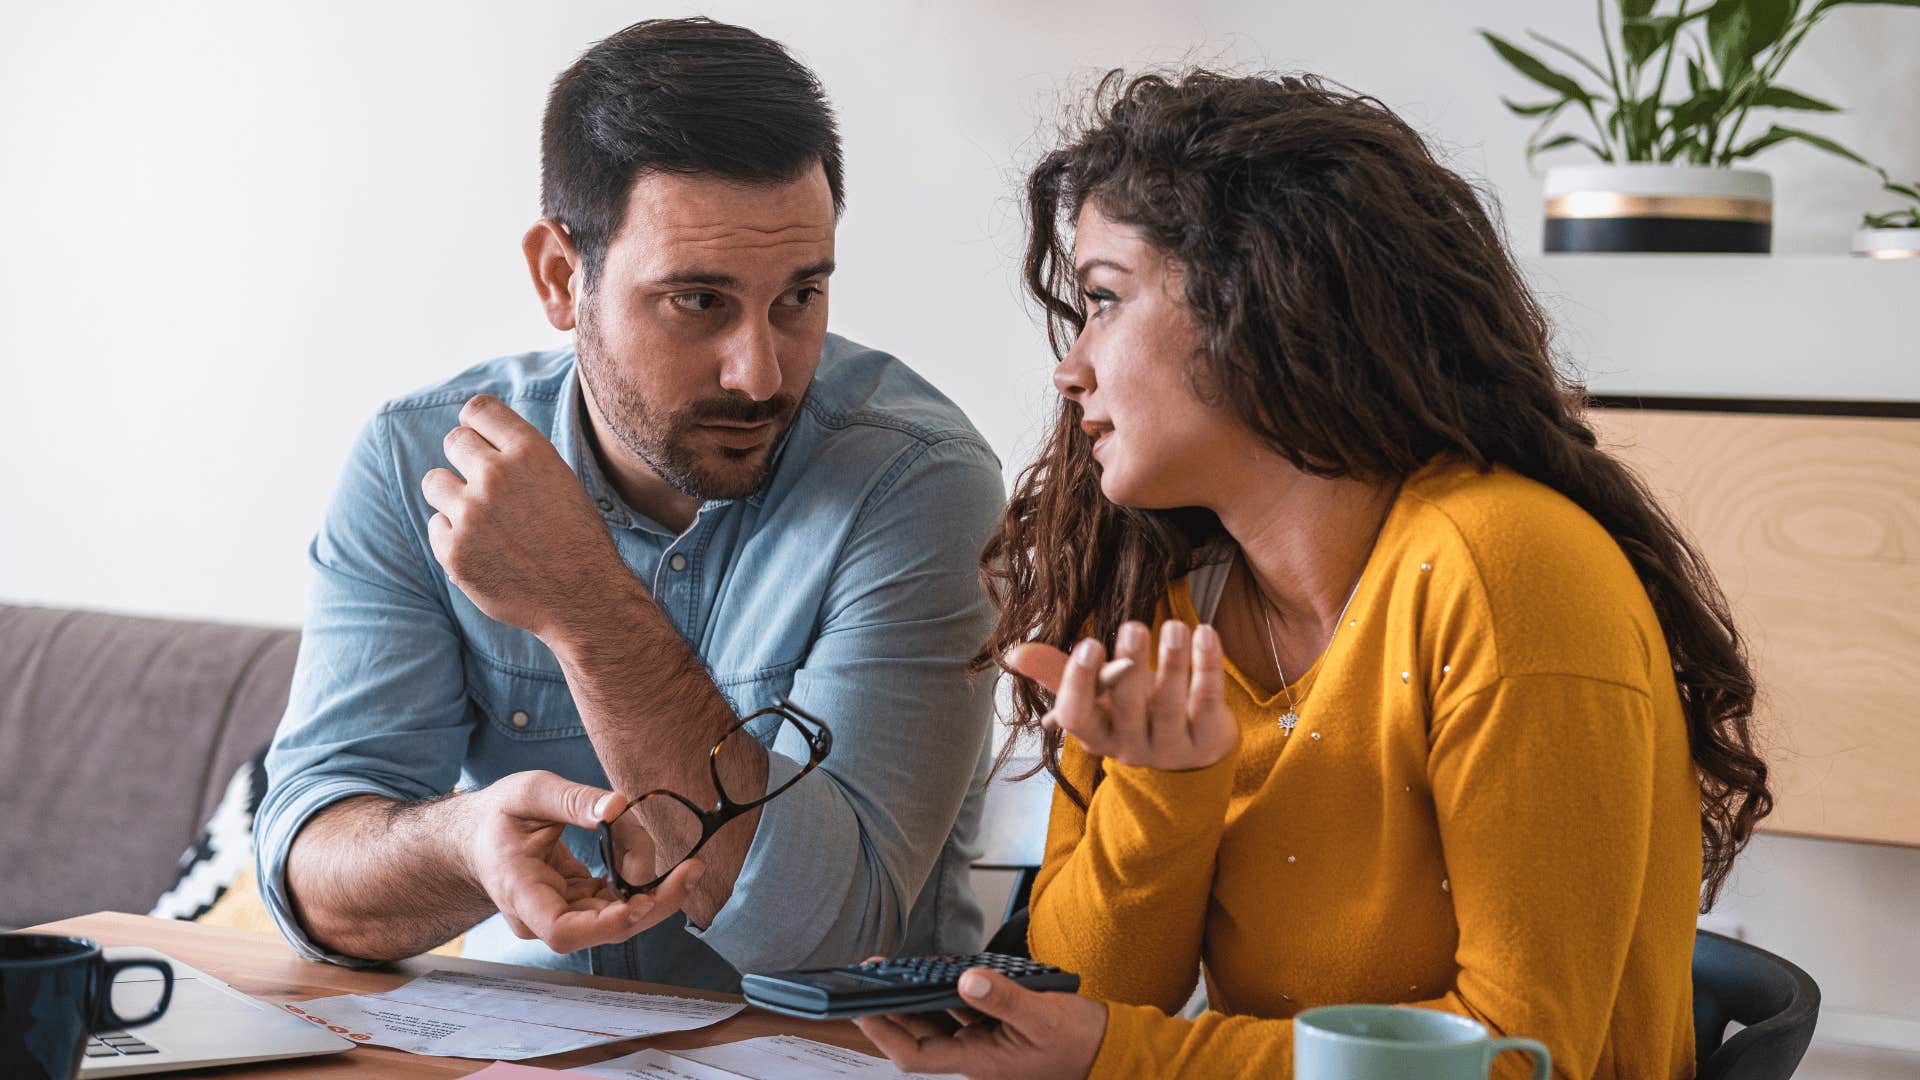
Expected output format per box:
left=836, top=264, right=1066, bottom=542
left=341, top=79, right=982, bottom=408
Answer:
left=1029, top=460, right=1701, bottom=1079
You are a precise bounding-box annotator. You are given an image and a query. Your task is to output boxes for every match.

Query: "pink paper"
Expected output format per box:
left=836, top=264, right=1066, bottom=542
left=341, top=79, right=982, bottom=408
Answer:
left=466, top=1063, right=574, bottom=1079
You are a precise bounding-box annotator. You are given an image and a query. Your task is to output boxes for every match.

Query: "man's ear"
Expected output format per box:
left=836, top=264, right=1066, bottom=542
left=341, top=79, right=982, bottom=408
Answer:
left=523, top=217, right=584, bottom=332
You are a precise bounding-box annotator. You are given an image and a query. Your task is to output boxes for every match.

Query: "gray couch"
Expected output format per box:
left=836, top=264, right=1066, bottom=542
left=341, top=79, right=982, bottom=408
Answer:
left=0, top=603, right=297, bottom=930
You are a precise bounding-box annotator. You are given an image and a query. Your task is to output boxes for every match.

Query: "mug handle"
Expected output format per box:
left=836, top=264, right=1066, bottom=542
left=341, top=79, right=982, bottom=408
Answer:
left=95, top=958, right=174, bottom=1030
left=1486, top=1036, right=1551, bottom=1080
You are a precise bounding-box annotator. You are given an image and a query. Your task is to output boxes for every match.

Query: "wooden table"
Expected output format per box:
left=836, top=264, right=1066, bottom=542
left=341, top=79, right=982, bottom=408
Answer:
left=23, top=912, right=877, bottom=1077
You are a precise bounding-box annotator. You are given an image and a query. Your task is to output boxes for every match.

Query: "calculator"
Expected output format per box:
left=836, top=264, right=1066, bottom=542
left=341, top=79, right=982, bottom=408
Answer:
left=741, top=953, right=1080, bottom=1019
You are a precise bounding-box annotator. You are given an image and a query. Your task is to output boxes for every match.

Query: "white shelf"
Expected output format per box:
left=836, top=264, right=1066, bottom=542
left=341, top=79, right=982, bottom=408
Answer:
left=1521, top=255, right=1919, bottom=403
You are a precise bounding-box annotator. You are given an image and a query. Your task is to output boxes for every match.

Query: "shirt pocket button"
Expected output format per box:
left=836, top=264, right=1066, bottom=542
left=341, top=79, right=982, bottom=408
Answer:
left=511, top=710, right=530, bottom=729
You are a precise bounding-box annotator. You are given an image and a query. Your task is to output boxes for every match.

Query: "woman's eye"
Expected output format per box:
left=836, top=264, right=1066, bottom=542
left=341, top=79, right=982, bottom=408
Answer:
left=1083, top=288, right=1118, bottom=316
left=671, top=292, right=720, bottom=312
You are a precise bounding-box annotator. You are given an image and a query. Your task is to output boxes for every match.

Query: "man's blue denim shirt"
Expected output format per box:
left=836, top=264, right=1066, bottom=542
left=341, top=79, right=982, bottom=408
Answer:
left=256, top=334, right=1004, bottom=990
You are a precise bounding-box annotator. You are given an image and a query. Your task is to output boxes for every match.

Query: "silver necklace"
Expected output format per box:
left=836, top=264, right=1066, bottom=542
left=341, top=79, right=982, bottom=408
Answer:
left=1251, top=561, right=1363, bottom=735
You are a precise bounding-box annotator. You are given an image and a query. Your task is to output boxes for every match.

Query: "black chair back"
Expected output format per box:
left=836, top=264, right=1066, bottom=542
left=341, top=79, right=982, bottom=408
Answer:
left=1694, top=930, right=1820, bottom=1080
left=985, top=906, right=1030, bottom=958
left=988, top=906, right=1822, bottom=1080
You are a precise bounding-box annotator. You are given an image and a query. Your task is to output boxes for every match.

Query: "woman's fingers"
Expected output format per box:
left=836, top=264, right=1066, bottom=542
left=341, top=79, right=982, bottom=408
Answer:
left=1052, top=637, right=1107, bottom=749
left=1102, top=622, right=1152, bottom=759
left=1186, top=624, right=1235, bottom=764
left=1001, top=641, right=1070, bottom=693
left=1150, top=620, right=1192, bottom=756
left=1014, top=624, right=1233, bottom=770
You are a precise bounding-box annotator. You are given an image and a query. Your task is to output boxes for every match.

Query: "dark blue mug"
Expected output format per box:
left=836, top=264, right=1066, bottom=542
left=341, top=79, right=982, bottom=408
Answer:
left=0, top=934, right=173, bottom=1080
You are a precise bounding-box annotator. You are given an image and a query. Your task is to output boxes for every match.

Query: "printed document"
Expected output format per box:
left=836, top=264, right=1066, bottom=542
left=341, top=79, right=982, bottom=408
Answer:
left=286, top=969, right=743, bottom=1059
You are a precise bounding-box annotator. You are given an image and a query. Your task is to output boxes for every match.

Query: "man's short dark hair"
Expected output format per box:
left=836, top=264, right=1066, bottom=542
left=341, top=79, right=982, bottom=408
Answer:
left=540, top=17, right=845, bottom=285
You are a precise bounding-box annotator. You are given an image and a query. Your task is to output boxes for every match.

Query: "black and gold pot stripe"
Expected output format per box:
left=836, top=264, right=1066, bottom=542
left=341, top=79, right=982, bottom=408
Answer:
left=1545, top=192, right=1772, bottom=253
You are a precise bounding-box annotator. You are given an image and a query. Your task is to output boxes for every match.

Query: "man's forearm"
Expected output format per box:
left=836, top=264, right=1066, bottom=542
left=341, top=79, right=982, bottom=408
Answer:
left=548, top=579, right=766, bottom=926
left=284, top=793, right=492, bottom=961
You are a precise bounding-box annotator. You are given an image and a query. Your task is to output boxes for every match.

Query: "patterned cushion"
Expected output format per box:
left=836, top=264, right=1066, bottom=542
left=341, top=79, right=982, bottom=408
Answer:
left=150, top=747, right=268, bottom=921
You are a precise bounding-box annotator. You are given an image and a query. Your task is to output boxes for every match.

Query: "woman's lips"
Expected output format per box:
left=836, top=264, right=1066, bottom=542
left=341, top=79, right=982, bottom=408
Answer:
left=1092, top=430, right=1113, bottom=459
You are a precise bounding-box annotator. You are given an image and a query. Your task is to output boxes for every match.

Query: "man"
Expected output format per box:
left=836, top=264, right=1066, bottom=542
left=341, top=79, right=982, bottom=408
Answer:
left=255, top=18, right=1004, bottom=992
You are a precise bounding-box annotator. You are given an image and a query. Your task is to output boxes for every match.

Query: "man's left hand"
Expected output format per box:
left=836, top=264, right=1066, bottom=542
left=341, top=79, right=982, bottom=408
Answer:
left=422, top=393, right=634, bottom=643
left=853, top=965, right=1106, bottom=1080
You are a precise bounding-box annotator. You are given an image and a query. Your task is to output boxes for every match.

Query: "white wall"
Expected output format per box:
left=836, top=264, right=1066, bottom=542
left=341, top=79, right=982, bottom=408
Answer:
left=4, top=1, right=1917, bottom=1066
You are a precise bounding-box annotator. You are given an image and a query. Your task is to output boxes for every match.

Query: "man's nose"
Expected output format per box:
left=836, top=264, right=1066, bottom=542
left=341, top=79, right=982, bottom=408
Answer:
left=719, top=318, right=782, bottom=401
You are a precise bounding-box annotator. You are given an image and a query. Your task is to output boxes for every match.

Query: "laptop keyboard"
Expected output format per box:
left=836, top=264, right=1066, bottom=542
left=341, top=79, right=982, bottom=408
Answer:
left=84, top=1031, right=160, bottom=1057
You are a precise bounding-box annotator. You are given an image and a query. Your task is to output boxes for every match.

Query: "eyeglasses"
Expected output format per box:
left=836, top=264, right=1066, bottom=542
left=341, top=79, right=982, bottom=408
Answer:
left=596, top=696, right=833, bottom=900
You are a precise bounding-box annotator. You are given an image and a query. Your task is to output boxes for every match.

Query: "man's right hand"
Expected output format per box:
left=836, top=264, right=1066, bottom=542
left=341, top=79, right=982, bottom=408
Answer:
left=463, top=770, right=703, bottom=954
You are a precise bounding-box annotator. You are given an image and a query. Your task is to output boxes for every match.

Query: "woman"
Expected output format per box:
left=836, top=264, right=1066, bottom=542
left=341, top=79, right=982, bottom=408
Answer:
left=853, top=70, right=1770, bottom=1079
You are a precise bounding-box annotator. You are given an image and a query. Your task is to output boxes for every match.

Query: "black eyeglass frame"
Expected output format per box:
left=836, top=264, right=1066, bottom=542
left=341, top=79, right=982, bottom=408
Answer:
left=596, top=696, right=833, bottom=900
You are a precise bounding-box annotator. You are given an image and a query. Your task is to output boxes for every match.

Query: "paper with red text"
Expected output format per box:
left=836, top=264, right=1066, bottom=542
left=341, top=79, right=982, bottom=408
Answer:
left=285, top=969, right=742, bottom=1059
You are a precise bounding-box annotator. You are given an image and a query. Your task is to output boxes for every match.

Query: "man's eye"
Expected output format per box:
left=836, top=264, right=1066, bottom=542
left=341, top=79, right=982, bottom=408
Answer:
left=781, top=285, right=823, bottom=308
left=671, top=292, right=720, bottom=312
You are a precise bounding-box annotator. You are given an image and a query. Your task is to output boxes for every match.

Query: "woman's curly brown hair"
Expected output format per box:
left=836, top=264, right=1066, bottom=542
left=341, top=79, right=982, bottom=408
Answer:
left=980, top=69, right=1770, bottom=909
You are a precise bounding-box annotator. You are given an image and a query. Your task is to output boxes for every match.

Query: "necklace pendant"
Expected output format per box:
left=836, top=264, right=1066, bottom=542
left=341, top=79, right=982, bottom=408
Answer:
left=1278, top=710, right=1299, bottom=734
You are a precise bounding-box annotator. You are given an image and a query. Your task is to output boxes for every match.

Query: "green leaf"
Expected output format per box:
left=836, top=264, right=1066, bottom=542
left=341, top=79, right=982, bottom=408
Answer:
left=1686, top=53, right=1709, bottom=95
left=1526, top=29, right=1617, bottom=87
left=1661, top=132, right=1707, bottom=161
left=1863, top=208, right=1920, bottom=228
left=1747, top=0, right=1800, bottom=52
left=1624, top=10, right=1711, bottom=64
left=1480, top=31, right=1596, bottom=105
left=1814, top=0, right=1920, bottom=11
left=1884, top=180, right=1920, bottom=201
left=1503, top=97, right=1567, bottom=117
left=1707, top=0, right=1755, bottom=81
left=1528, top=132, right=1613, bottom=160
left=1622, top=11, right=1659, bottom=65
left=1670, top=88, right=1727, bottom=129
left=1705, top=0, right=1797, bottom=78
left=1630, top=97, right=1662, bottom=159
left=1747, top=86, right=1840, bottom=110
left=1726, top=122, right=1876, bottom=167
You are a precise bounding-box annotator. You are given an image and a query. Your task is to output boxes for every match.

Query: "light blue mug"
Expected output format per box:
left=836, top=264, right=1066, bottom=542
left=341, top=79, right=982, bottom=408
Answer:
left=1295, top=1004, right=1551, bottom=1079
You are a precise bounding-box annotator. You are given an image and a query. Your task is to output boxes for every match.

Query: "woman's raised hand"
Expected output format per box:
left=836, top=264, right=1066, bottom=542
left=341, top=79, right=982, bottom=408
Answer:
left=1003, top=620, right=1237, bottom=771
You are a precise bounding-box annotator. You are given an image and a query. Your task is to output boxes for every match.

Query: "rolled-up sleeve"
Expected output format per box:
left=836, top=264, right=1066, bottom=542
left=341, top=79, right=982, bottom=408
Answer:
left=688, top=435, right=1004, bottom=971
left=254, top=411, right=473, bottom=965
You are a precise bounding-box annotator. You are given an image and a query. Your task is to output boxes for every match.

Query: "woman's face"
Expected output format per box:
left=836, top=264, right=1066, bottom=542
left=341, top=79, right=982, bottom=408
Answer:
left=1053, top=202, right=1250, bottom=510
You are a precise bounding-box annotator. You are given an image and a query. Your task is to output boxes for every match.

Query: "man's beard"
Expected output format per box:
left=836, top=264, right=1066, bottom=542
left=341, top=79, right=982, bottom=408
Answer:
left=575, top=303, right=799, bottom=502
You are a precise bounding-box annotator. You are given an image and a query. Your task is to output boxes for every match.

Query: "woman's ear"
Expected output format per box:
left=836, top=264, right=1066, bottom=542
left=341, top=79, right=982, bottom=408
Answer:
left=523, top=217, right=583, bottom=331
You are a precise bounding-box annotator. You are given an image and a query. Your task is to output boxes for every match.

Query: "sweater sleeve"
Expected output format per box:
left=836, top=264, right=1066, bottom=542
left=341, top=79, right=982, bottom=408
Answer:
left=1083, top=673, right=1666, bottom=1080
left=1026, top=736, right=1236, bottom=1013
left=1419, top=673, right=1662, bottom=1079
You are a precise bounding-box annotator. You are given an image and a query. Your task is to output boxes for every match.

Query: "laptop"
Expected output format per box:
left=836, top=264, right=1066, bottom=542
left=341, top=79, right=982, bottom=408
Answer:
left=80, top=947, right=355, bottom=1076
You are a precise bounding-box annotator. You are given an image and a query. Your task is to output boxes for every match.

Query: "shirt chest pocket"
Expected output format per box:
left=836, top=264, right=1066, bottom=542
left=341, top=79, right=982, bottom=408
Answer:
left=467, top=657, right=584, bottom=741
left=709, top=658, right=803, bottom=720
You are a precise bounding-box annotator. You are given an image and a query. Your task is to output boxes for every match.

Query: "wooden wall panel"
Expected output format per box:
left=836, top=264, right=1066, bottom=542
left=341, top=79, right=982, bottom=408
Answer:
left=1588, top=407, right=1920, bottom=848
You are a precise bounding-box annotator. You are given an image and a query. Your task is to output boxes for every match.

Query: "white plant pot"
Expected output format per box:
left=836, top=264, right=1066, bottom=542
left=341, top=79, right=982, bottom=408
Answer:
left=1852, top=227, right=1920, bottom=259
left=1544, top=164, right=1773, bottom=253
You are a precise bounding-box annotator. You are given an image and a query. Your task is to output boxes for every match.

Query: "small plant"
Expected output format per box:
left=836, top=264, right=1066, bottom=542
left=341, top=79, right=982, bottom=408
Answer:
left=1481, top=0, right=1910, bottom=171
left=1862, top=176, right=1920, bottom=229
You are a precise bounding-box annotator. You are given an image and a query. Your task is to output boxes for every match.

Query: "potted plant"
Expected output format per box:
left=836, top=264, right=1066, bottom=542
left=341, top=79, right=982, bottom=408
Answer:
left=1854, top=175, right=1920, bottom=258
left=1483, top=0, right=1909, bottom=253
